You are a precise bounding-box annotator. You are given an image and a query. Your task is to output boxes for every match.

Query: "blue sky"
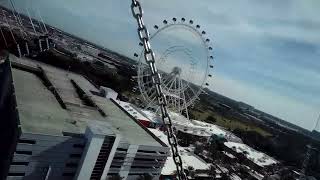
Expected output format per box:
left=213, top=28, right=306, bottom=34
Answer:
left=1, top=0, right=320, bottom=130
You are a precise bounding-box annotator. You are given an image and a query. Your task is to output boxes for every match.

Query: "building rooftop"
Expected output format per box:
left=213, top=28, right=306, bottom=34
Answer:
left=116, top=100, right=151, bottom=121
left=224, top=141, right=278, bottom=167
left=148, top=128, right=211, bottom=175
left=13, top=68, right=78, bottom=135
left=11, top=55, right=163, bottom=147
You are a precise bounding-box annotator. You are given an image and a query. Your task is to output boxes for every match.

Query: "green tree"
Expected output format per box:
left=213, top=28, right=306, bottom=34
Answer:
left=206, top=116, right=217, bottom=123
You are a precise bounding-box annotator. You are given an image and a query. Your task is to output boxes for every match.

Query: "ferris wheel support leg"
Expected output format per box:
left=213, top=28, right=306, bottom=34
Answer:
left=184, top=103, right=190, bottom=120
left=179, top=78, right=190, bottom=120
left=155, top=106, right=161, bottom=115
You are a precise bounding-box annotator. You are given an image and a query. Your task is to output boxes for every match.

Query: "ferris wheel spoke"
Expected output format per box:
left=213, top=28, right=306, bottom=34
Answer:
left=169, top=96, right=175, bottom=109
left=180, top=80, right=187, bottom=109
left=188, top=85, right=199, bottom=98
left=175, top=77, right=181, bottom=111
left=146, top=95, right=157, bottom=108
left=165, top=76, right=176, bottom=88
left=142, top=79, right=154, bottom=87
left=175, top=76, right=185, bottom=92
left=147, top=89, right=157, bottom=98
left=163, top=76, right=177, bottom=93
left=185, top=93, right=191, bottom=106
left=179, top=78, right=190, bottom=119
left=177, top=79, right=181, bottom=112
left=155, top=106, right=161, bottom=116
left=146, top=86, right=154, bottom=92
left=140, top=73, right=153, bottom=78
left=162, top=74, right=173, bottom=85
left=177, top=85, right=181, bottom=112
left=173, top=96, right=177, bottom=107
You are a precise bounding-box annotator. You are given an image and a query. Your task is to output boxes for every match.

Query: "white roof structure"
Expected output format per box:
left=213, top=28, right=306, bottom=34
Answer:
left=76, top=53, right=94, bottom=62
left=192, top=120, right=228, bottom=136
left=116, top=100, right=151, bottom=121
left=148, top=128, right=211, bottom=175
left=223, top=151, right=236, bottom=159
left=165, top=111, right=242, bottom=141
left=168, top=112, right=211, bottom=137
left=100, top=86, right=118, bottom=100
left=140, top=109, right=162, bottom=124
left=192, top=120, right=243, bottom=143
left=128, top=108, right=238, bottom=142
left=224, top=142, right=278, bottom=167
left=230, top=173, right=242, bottom=180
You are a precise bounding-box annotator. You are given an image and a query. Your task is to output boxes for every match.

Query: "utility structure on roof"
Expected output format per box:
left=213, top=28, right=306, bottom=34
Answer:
left=299, top=114, right=320, bottom=180
left=8, top=0, right=30, bottom=57
left=0, top=4, right=53, bottom=58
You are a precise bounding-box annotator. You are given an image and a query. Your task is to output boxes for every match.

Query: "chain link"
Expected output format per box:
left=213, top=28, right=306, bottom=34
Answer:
left=130, top=0, right=187, bottom=179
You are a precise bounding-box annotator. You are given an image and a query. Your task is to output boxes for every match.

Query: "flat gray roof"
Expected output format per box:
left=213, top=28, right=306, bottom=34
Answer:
left=11, top=55, right=162, bottom=147
left=13, top=69, right=77, bottom=135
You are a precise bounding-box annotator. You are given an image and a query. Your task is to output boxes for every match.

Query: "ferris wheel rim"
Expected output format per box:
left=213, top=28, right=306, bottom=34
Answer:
left=150, top=23, right=210, bottom=90
left=136, top=19, right=213, bottom=112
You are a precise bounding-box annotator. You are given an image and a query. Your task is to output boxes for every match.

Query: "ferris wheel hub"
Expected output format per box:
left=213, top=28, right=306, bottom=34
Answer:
left=171, top=66, right=182, bottom=76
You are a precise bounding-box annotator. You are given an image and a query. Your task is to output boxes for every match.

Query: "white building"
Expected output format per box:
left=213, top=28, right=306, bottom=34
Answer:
left=100, top=86, right=118, bottom=100
left=224, top=142, right=278, bottom=167
left=148, top=128, right=211, bottom=176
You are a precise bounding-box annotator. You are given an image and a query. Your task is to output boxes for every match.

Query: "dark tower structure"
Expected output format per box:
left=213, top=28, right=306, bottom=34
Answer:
left=0, top=51, right=20, bottom=180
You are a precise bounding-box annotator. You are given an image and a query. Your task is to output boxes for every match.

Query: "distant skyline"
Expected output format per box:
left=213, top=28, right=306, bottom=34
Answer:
left=1, top=0, right=319, bottom=130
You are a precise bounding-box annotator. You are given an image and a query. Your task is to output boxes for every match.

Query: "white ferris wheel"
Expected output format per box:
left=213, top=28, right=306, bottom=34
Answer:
left=134, top=17, right=214, bottom=117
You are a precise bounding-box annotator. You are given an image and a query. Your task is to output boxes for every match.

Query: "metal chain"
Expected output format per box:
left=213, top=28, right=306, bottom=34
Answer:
left=130, top=1, right=187, bottom=179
